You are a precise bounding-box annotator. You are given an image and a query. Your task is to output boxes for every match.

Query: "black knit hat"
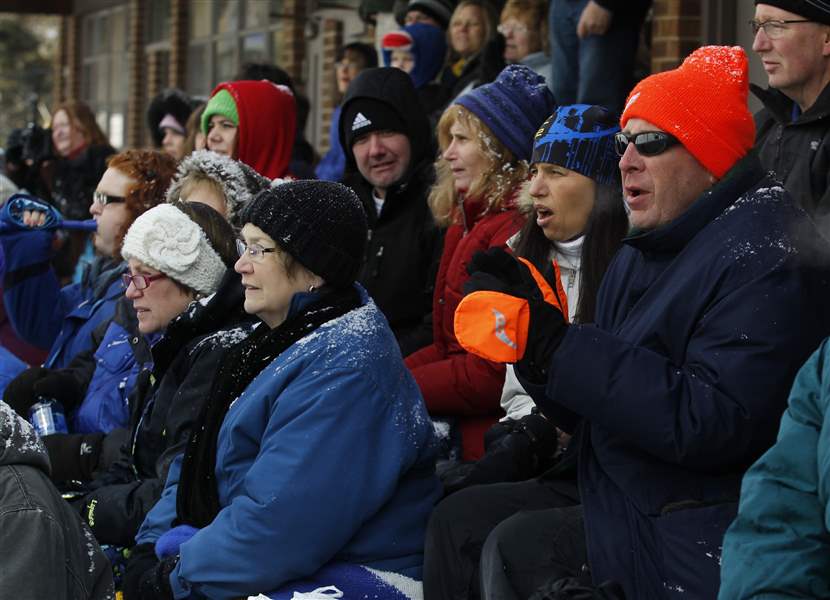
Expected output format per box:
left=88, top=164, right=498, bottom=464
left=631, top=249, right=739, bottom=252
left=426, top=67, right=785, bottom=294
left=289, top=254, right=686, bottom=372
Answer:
left=239, top=181, right=368, bottom=288
left=754, top=0, right=830, bottom=24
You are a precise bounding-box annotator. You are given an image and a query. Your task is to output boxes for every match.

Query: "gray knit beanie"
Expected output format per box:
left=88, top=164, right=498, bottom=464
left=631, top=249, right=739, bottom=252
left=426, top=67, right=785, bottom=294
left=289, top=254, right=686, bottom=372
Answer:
left=239, top=181, right=368, bottom=288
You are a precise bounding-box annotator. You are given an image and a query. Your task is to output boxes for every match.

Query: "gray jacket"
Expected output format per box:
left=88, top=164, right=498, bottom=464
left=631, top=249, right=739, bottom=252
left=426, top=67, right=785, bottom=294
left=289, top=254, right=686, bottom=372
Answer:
left=0, top=401, right=114, bottom=600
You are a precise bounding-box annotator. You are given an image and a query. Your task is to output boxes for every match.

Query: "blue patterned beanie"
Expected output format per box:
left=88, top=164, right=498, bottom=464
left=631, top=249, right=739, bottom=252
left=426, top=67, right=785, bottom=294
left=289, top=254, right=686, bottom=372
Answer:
left=455, top=64, right=556, bottom=163
left=531, top=104, right=620, bottom=186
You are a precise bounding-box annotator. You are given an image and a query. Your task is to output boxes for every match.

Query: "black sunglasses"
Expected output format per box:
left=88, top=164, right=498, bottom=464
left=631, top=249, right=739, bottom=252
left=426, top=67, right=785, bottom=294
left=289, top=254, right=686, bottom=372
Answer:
left=614, top=131, right=681, bottom=157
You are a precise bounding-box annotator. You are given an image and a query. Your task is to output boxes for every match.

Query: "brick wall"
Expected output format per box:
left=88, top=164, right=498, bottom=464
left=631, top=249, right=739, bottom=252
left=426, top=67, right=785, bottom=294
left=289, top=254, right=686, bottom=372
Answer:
left=318, top=18, right=343, bottom=155
left=650, top=0, right=702, bottom=72
left=126, top=0, right=145, bottom=149
left=169, top=0, right=187, bottom=90
left=278, top=0, right=308, bottom=86
left=63, top=15, right=81, bottom=103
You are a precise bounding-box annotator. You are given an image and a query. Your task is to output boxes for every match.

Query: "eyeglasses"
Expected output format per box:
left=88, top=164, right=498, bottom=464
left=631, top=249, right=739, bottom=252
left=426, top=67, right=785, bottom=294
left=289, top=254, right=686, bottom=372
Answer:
left=614, top=131, right=681, bottom=157
left=497, top=23, right=529, bottom=36
left=93, top=191, right=126, bottom=206
left=122, top=273, right=166, bottom=290
left=236, top=239, right=278, bottom=263
left=749, top=19, right=814, bottom=39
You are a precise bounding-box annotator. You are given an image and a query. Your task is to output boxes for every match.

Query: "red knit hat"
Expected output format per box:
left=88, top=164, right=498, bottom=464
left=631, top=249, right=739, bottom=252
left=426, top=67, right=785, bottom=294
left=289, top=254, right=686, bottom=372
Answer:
left=620, top=45, right=755, bottom=179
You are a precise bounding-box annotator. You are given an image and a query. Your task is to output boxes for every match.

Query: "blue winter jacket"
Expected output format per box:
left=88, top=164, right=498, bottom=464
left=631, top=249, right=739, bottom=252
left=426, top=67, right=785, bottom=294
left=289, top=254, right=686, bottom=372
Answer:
left=1, top=228, right=125, bottom=370
left=314, top=105, right=346, bottom=182
left=719, top=338, right=830, bottom=598
left=137, top=288, right=441, bottom=599
left=531, top=153, right=830, bottom=599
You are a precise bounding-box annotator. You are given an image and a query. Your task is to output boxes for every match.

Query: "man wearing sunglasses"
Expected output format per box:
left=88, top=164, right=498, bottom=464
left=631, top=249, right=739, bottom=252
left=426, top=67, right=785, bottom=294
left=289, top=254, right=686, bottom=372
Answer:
left=751, top=0, right=830, bottom=218
left=462, top=45, right=830, bottom=598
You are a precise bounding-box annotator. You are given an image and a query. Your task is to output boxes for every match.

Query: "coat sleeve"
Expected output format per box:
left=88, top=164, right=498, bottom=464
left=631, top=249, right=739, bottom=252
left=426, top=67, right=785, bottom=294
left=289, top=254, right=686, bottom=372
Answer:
left=0, top=506, right=69, bottom=600
left=1, top=229, right=69, bottom=350
left=409, top=350, right=506, bottom=415
left=170, top=368, right=416, bottom=599
left=547, top=266, right=824, bottom=470
left=135, top=455, right=181, bottom=546
left=82, top=344, right=223, bottom=548
left=718, top=340, right=830, bottom=599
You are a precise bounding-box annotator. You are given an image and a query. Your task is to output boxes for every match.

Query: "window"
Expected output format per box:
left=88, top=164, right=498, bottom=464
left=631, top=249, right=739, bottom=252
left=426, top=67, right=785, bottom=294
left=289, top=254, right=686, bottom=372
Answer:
left=80, top=7, right=129, bottom=148
left=186, top=0, right=285, bottom=96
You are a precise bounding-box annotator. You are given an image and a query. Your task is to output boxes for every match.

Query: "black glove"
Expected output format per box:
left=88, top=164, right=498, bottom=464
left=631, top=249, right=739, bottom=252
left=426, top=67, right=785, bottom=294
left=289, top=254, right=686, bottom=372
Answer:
left=529, top=576, right=627, bottom=600
left=3, top=366, right=50, bottom=418
left=122, top=543, right=159, bottom=600
left=137, top=554, right=177, bottom=600
left=32, top=369, right=85, bottom=412
left=465, top=248, right=568, bottom=382
left=42, top=432, right=105, bottom=482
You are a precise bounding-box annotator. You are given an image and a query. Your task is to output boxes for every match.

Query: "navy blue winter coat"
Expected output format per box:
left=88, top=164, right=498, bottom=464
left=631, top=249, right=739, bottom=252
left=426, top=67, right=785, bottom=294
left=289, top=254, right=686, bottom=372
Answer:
left=137, top=288, right=441, bottom=599
left=1, top=228, right=125, bottom=370
left=533, top=153, right=830, bottom=599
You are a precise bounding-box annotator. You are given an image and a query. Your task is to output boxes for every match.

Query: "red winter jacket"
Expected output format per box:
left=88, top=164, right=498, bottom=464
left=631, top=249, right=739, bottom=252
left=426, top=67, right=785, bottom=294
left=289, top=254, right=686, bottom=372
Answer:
left=405, top=192, right=523, bottom=460
left=209, top=80, right=296, bottom=179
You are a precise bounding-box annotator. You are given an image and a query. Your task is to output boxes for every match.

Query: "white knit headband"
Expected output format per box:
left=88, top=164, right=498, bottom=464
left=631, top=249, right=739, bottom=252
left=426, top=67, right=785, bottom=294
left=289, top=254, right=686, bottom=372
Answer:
left=121, top=204, right=226, bottom=296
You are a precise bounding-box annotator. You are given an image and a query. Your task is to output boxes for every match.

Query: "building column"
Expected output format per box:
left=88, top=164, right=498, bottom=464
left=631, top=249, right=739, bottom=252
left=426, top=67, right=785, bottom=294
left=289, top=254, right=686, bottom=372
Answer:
left=318, top=18, right=343, bottom=155
left=169, top=0, right=188, bottom=90
left=651, top=0, right=702, bottom=72
left=127, top=0, right=145, bottom=148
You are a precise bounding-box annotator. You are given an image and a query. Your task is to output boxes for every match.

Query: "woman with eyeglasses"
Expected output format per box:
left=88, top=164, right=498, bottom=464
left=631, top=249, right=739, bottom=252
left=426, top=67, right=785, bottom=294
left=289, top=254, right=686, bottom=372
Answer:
left=126, top=181, right=440, bottom=600
left=499, top=0, right=551, bottom=83
left=1, top=150, right=175, bottom=419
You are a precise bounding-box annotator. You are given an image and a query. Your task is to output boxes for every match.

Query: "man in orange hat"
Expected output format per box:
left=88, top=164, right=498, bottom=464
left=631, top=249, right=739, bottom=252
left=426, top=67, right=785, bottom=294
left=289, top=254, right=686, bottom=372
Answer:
left=456, top=45, right=830, bottom=599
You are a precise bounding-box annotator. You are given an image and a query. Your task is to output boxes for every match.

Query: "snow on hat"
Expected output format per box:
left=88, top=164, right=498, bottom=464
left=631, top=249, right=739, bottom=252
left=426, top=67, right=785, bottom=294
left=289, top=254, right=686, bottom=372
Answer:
left=165, top=150, right=270, bottom=224
left=621, top=45, right=755, bottom=179
left=121, top=203, right=227, bottom=296
left=407, top=0, right=455, bottom=28
left=532, top=104, right=620, bottom=186
left=239, top=181, right=368, bottom=288
left=754, top=0, right=830, bottom=25
left=455, top=64, right=556, bottom=162
left=382, top=23, right=448, bottom=89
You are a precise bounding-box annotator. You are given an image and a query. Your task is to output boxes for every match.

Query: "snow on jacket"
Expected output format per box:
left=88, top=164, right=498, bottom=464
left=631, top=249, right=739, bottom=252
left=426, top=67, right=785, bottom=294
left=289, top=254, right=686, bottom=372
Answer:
left=207, top=81, right=296, bottom=179
left=340, top=67, right=443, bottom=356
left=137, top=288, right=441, bottom=599
left=0, top=401, right=114, bottom=600
left=1, top=227, right=125, bottom=371
left=718, top=338, right=830, bottom=598
left=752, top=82, right=830, bottom=220
left=406, top=193, right=523, bottom=460
left=532, top=153, right=830, bottom=599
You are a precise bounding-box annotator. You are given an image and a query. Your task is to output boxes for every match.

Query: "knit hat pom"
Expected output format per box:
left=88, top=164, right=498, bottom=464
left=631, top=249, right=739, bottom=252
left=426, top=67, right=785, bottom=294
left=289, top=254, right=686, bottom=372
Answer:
left=621, top=45, right=755, bottom=179
left=455, top=64, right=556, bottom=163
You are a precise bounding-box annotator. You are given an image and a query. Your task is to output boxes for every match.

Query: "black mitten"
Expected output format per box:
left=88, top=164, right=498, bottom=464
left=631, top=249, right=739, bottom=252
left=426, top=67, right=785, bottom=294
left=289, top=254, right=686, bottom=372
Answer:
left=122, top=543, right=158, bottom=600
left=3, top=366, right=50, bottom=417
left=32, top=369, right=85, bottom=412
left=42, top=432, right=105, bottom=482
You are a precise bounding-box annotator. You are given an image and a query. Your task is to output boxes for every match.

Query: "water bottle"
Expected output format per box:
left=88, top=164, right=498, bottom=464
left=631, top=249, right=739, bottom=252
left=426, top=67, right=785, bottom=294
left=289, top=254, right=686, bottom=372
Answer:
left=29, top=397, right=69, bottom=436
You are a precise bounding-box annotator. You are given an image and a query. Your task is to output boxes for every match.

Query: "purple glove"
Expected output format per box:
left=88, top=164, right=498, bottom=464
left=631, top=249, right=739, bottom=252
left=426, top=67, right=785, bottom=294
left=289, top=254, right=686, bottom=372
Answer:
left=155, top=524, right=199, bottom=559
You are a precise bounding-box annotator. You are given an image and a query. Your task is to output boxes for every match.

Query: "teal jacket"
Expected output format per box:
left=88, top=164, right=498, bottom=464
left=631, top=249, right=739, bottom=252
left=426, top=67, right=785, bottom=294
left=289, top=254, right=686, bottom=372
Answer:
left=720, top=338, right=830, bottom=598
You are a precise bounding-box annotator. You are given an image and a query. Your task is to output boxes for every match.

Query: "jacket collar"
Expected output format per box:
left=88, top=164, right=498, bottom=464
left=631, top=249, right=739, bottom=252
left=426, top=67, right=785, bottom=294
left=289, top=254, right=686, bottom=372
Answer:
left=624, top=152, right=766, bottom=254
left=751, top=82, right=830, bottom=125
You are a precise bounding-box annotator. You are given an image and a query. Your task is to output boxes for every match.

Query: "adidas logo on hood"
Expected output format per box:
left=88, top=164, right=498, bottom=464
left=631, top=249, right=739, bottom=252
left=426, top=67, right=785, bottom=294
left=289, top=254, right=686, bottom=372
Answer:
left=352, top=112, right=372, bottom=131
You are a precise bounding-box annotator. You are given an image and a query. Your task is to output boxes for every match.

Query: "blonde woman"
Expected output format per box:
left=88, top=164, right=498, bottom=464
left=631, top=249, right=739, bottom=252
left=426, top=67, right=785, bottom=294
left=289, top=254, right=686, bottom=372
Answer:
left=405, top=65, right=555, bottom=462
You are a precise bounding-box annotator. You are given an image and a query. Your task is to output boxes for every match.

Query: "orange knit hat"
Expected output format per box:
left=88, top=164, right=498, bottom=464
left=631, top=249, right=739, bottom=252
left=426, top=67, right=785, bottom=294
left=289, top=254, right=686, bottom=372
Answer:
left=620, top=45, right=755, bottom=179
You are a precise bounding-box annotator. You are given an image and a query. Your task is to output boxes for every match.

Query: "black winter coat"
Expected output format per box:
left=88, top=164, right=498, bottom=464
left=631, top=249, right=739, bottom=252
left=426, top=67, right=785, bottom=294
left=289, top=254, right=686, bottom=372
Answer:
left=78, top=270, right=255, bottom=547
left=49, top=144, right=115, bottom=221
left=753, top=82, right=830, bottom=219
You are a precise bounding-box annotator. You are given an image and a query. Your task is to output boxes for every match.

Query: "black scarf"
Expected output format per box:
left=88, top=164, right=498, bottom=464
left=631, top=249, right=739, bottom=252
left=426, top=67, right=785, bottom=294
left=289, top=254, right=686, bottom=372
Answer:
left=176, top=285, right=362, bottom=528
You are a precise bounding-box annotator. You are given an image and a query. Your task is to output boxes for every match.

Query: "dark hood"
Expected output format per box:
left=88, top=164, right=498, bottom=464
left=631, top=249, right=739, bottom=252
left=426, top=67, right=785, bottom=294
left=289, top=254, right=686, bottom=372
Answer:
left=0, top=400, right=49, bottom=472
left=339, top=67, right=434, bottom=176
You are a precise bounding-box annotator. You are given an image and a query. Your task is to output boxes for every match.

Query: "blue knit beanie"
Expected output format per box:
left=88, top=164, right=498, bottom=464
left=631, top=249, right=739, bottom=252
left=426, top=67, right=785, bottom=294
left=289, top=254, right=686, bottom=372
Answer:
left=531, top=104, right=620, bottom=186
left=381, top=23, right=447, bottom=90
left=455, top=64, right=556, bottom=162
